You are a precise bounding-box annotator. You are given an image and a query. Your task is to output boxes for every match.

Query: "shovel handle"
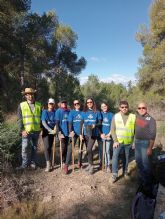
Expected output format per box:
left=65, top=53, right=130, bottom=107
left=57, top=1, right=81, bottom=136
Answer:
left=52, top=136, right=56, bottom=167
left=102, top=140, right=106, bottom=171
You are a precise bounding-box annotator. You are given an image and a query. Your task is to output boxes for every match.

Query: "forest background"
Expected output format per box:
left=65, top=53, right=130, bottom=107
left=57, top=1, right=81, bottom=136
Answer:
left=0, top=0, right=165, bottom=162
left=0, top=0, right=165, bottom=217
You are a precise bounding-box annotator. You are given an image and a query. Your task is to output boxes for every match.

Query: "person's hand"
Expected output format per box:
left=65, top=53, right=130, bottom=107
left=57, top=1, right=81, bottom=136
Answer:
left=147, top=147, right=152, bottom=156
left=132, top=143, right=135, bottom=149
left=105, top=134, right=111, bottom=140
left=101, top=133, right=106, bottom=139
left=22, top=130, right=28, bottom=137
left=79, top=134, right=83, bottom=141
left=69, top=131, right=74, bottom=138
left=113, top=142, right=119, bottom=148
left=49, top=130, right=56, bottom=135
left=58, top=132, right=64, bottom=140
left=92, top=124, right=95, bottom=129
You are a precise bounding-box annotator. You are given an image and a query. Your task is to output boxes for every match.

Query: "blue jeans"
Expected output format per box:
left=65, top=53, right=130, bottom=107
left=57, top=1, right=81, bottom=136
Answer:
left=135, top=139, right=152, bottom=184
left=112, top=143, right=131, bottom=176
left=22, top=132, right=40, bottom=167
left=98, top=140, right=111, bottom=166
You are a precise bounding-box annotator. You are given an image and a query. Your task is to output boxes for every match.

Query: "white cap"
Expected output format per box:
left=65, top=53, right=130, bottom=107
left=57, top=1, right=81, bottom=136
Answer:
left=48, top=98, right=55, bottom=104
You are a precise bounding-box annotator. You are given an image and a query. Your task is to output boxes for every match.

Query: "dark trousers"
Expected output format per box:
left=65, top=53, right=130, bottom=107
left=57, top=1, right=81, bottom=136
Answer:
left=60, top=136, right=69, bottom=163
left=65, top=135, right=83, bottom=165
left=84, top=135, right=96, bottom=165
left=42, top=135, right=54, bottom=161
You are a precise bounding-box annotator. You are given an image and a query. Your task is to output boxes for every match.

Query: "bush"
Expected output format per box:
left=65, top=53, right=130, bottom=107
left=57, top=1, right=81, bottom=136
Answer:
left=0, top=121, right=21, bottom=166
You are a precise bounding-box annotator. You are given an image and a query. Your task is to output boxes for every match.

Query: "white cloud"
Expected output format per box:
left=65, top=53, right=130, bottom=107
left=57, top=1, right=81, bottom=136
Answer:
left=79, top=74, right=137, bottom=86
left=100, top=74, right=136, bottom=85
left=90, top=57, right=107, bottom=62
left=90, top=56, right=99, bottom=62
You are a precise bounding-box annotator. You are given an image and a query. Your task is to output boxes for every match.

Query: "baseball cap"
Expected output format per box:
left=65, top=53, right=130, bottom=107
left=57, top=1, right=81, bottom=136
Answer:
left=61, top=100, right=67, bottom=103
left=48, top=98, right=55, bottom=104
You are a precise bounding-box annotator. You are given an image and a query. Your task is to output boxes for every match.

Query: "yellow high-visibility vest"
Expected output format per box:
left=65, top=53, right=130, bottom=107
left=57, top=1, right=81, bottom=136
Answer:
left=20, top=101, right=41, bottom=132
left=115, top=112, right=135, bottom=144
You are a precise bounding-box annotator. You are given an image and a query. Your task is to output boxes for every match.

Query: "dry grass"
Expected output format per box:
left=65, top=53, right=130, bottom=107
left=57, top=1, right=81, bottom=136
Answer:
left=4, top=113, right=17, bottom=125
left=0, top=202, right=51, bottom=219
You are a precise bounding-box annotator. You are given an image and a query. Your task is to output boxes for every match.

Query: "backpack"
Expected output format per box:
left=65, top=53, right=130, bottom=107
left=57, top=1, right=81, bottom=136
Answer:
left=131, top=182, right=159, bottom=219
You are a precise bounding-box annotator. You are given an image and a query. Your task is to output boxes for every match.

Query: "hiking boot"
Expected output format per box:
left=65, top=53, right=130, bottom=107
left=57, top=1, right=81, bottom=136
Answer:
left=63, top=165, right=68, bottom=174
left=111, top=174, right=117, bottom=183
left=45, top=161, right=51, bottom=172
left=88, top=165, right=94, bottom=175
left=106, top=165, right=111, bottom=173
left=16, top=165, right=27, bottom=171
left=30, top=162, right=36, bottom=170
left=85, top=164, right=91, bottom=172
left=98, top=163, right=102, bottom=171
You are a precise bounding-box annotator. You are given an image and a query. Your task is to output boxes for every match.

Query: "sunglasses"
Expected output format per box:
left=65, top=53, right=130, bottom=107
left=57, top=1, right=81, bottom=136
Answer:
left=120, top=106, right=128, bottom=109
left=87, top=101, right=93, bottom=104
left=74, top=103, right=80, bottom=106
left=138, top=107, right=146, bottom=110
left=26, top=93, right=34, bottom=96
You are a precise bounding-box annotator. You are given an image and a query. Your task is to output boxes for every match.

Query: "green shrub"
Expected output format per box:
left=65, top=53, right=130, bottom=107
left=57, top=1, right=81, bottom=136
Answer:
left=0, top=121, right=21, bottom=163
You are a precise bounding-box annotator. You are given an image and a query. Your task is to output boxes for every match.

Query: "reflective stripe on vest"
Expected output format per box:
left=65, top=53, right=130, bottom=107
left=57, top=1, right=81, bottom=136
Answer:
left=20, top=101, right=41, bottom=132
left=115, top=113, right=135, bottom=144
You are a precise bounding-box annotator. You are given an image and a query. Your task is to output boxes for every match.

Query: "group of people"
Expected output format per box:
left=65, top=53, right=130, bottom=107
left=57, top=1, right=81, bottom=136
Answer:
left=17, top=87, right=156, bottom=185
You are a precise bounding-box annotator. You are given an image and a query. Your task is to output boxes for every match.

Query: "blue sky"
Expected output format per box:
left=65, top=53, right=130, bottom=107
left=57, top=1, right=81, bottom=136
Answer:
left=31, top=0, right=152, bottom=85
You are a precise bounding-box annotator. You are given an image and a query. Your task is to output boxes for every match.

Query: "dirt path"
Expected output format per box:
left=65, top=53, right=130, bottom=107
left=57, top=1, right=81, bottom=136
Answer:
left=24, top=139, right=138, bottom=219
left=29, top=162, right=137, bottom=219
left=1, top=138, right=138, bottom=219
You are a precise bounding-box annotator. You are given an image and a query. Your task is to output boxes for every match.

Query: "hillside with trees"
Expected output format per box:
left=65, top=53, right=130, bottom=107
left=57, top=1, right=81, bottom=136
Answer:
left=0, top=0, right=165, bottom=120
left=0, top=0, right=165, bottom=218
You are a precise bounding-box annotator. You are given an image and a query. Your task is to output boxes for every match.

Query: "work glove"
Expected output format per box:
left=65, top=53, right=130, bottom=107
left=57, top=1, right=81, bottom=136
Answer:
left=69, top=131, right=75, bottom=138
left=79, top=134, right=83, bottom=141
left=105, top=134, right=111, bottom=141
left=58, top=131, right=65, bottom=140
left=49, top=129, right=56, bottom=135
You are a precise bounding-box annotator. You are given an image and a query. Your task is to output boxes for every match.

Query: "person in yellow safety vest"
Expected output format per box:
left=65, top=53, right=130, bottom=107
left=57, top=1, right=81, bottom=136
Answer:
left=16, top=88, right=42, bottom=170
left=110, top=100, right=135, bottom=183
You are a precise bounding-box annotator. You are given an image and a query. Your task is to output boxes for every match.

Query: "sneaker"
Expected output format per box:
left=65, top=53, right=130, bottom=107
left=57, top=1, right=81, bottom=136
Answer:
left=111, top=174, right=117, bottom=183
left=30, top=162, right=36, bottom=170
left=85, top=165, right=91, bottom=172
left=98, top=163, right=102, bottom=170
left=106, top=166, right=111, bottom=173
left=63, top=165, right=68, bottom=174
left=45, top=161, right=51, bottom=172
left=88, top=165, right=94, bottom=175
left=16, top=165, right=27, bottom=171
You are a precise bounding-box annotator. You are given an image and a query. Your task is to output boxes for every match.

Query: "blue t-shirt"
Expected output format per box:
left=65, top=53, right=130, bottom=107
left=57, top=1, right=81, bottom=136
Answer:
left=101, top=111, right=114, bottom=135
left=82, top=110, right=102, bottom=137
left=41, top=109, right=56, bottom=129
left=55, top=108, right=70, bottom=136
left=68, top=110, right=83, bottom=135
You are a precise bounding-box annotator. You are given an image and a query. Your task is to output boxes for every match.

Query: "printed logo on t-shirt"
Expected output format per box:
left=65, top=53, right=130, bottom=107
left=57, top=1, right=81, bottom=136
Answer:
left=145, top=117, right=151, bottom=121
left=103, top=117, right=108, bottom=123
left=76, top=114, right=81, bottom=119
left=88, top=114, right=93, bottom=119
left=136, top=118, right=147, bottom=128
left=64, top=114, right=68, bottom=119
